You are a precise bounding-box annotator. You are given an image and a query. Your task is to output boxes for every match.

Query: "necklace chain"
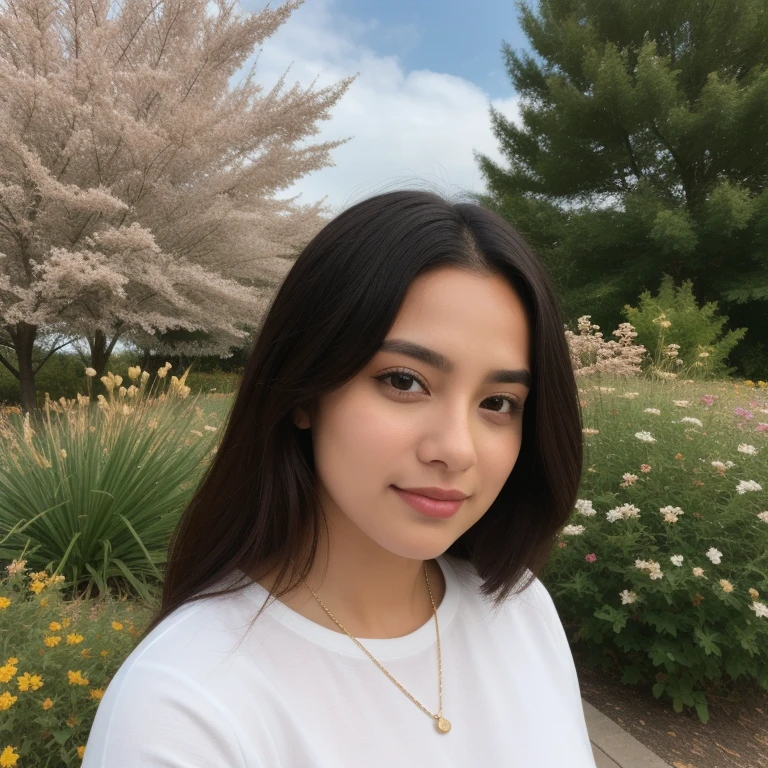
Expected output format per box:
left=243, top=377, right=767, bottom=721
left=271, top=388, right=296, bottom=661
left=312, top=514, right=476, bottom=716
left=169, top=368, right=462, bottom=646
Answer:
left=294, top=560, right=450, bottom=733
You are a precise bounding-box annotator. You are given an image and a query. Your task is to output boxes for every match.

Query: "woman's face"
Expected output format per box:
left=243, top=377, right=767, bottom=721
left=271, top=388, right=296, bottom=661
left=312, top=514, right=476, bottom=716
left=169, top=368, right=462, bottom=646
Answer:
left=296, top=265, right=532, bottom=562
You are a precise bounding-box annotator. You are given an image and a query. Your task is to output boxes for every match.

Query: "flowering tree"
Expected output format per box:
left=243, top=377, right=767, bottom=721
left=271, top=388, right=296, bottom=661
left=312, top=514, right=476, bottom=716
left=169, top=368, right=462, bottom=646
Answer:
left=0, top=0, right=355, bottom=411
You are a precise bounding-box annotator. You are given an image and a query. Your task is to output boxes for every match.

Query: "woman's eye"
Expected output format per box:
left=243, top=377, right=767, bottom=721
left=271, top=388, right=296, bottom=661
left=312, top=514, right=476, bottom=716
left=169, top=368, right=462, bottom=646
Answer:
left=378, top=371, right=427, bottom=394
left=375, top=370, right=523, bottom=417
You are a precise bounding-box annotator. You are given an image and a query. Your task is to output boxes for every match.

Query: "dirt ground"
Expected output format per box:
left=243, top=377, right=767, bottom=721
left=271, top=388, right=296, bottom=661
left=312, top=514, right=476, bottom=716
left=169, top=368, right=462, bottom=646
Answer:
left=573, top=649, right=768, bottom=768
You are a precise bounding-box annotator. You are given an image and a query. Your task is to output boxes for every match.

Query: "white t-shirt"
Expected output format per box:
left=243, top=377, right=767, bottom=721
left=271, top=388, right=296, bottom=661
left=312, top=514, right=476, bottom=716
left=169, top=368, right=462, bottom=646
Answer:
left=82, top=553, right=597, bottom=767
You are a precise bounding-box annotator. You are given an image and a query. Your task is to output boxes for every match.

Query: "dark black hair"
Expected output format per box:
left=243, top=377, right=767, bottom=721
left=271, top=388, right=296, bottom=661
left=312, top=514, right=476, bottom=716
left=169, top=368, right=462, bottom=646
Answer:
left=139, top=189, right=583, bottom=641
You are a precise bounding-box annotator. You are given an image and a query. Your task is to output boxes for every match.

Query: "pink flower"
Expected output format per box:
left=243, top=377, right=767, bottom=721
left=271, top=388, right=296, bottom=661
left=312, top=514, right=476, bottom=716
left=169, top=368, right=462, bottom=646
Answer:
left=585, top=553, right=597, bottom=563
left=700, top=395, right=717, bottom=406
left=639, top=464, right=652, bottom=473
left=757, top=423, right=768, bottom=433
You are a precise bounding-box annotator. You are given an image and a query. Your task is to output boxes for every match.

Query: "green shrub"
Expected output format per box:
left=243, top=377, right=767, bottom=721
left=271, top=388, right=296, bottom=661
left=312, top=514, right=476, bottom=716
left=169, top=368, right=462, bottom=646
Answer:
left=544, top=375, right=768, bottom=723
left=622, top=274, right=747, bottom=379
left=0, top=364, right=229, bottom=604
left=0, top=562, right=155, bottom=766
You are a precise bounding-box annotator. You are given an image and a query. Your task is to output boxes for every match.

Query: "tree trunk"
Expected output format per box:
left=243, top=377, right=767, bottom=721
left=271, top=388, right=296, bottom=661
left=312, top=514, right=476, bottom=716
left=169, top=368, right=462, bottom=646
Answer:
left=87, top=327, right=123, bottom=379
left=6, top=322, right=39, bottom=414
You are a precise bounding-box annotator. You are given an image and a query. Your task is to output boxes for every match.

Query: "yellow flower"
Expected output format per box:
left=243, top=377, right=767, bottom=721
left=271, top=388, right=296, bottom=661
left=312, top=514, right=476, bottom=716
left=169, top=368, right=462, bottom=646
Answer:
left=17, top=672, right=44, bottom=691
left=111, top=621, right=124, bottom=631
left=81, top=648, right=92, bottom=658
left=744, top=380, right=754, bottom=387
left=0, top=597, right=11, bottom=610
left=62, top=618, right=71, bottom=628
left=44, top=636, right=62, bottom=647
left=67, top=670, right=89, bottom=686
left=749, top=587, right=760, bottom=599
left=719, top=579, right=734, bottom=593
left=77, top=745, right=86, bottom=759
left=48, top=621, right=62, bottom=631
left=0, top=665, right=17, bottom=684
left=28, top=580, right=45, bottom=595
left=6, top=658, right=18, bottom=665
left=0, top=691, right=18, bottom=711
left=90, top=688, right=105, bottom=700
left=39, top=597, right=48, bottom=607
left=66, top=633, right=84, bottom=644
left=42, top=697, right=54, bottom=710
left=0, top=745, right=20, bottom=766
left=100, top=650, right=109, bottom=658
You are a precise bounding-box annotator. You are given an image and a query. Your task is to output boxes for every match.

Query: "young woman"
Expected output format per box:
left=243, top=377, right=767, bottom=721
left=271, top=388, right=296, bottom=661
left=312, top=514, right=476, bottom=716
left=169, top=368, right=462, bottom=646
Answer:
left=82, top=190, right=595, bottom=767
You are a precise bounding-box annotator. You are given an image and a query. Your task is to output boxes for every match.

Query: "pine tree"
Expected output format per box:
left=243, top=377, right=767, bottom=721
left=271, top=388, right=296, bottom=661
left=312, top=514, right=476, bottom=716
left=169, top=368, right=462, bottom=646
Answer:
left=476, top=0, right=768, bottom=377
left=0, top=0, right=355, bottom=411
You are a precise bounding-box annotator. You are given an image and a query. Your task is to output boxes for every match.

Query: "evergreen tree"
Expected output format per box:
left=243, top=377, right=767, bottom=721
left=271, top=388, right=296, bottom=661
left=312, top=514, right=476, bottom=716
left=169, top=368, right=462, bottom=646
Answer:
left=475, top=0, right=768, bottom=377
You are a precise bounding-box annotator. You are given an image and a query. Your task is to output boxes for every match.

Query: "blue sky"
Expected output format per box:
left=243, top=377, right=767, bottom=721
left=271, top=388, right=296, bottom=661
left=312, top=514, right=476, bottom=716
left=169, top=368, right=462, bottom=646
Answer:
left=325, top=0, right=529, bottom=100
left=240, top=0, right=532, bottom=212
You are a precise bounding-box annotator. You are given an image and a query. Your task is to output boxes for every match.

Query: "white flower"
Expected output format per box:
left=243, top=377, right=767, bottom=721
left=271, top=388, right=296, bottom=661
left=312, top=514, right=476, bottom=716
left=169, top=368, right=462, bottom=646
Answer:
left=750, top=601, right=768, bottom=619
left=679, top=417, right=703, bottom=427
left=737, top=444, right=758, bottom=455
left=635, top=431, right=656, bottom=443
left=670, top=555, right=684, bottom=567
left=635, top=559, right=663, bottom=579
left=757, top=511, right=768, bottom=523
left=643, top=408, right=661, bottom=415
left=673, top=400, right=690, bottom=407
left=620, top=473, right=638, bottom=487
left=621, top=392, right=640, bottom=399
left=725, top=461, right=736, bottom=468
left=711, top=460, right=726, bottom=471
left=561, top=524, right=586, bottom=536
left=692, top=566, right=706, bottom=577
left=606, top=503, right=641, bottom=522
left=659, top=505, right=685, bottom=524
left=575, top=499, right=596, bottom=517
left=620, top=590, right=638, bottom=605
left=705, top=547, right=723, bottom=565
left=736, top=480, right=763, bottom=494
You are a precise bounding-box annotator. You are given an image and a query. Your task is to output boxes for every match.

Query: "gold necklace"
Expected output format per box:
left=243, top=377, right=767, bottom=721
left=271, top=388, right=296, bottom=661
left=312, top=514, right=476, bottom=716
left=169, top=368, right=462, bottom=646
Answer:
left=294, top=559, right=450, bottom=734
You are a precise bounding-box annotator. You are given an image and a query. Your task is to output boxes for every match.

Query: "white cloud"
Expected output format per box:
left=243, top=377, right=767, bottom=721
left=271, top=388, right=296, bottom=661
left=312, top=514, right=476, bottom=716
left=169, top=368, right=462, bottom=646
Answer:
left=246, top=0, right=521, bottom=214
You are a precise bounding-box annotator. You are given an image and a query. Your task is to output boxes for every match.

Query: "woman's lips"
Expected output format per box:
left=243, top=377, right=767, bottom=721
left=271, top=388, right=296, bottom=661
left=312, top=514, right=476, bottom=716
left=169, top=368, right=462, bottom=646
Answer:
left=392, top=486, right=464, bottom=518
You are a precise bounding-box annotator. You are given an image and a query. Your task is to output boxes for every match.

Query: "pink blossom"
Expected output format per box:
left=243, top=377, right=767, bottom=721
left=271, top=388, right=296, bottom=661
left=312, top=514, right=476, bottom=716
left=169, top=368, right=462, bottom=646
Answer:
left=700, top=395, right=717, bottom=406
left=585, top=553, right=597, bottom=563
left=757, top=423, right=768, bottom=433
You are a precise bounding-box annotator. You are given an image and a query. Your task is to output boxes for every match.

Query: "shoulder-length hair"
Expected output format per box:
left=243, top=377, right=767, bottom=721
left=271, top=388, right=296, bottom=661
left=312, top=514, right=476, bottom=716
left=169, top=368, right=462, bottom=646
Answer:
left=138, top=189, right=583, bottom=642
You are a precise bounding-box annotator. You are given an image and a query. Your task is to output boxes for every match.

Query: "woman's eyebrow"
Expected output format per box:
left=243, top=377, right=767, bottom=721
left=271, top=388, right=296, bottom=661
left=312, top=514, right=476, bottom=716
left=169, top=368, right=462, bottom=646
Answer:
left=379, top=338, right=532, bottom=389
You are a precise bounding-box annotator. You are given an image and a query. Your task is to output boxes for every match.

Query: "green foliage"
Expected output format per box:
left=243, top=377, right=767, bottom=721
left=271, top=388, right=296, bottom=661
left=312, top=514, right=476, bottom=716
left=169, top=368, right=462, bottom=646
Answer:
left=0, top=568, right=155, bottom=766
left=0, top=351, right=243, bottom=407
left=0, top=368, right=231, bottom=603
left=479, top=0, right=768, bottom=378
left=544, top=374, right=768, bottom=723
left=622, top=274, right=747, bottom=378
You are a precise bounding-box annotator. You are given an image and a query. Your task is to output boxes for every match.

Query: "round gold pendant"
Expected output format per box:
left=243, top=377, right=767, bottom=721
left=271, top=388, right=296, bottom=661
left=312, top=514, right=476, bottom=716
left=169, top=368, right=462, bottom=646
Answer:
left=437, top=717, right=451, bottom=733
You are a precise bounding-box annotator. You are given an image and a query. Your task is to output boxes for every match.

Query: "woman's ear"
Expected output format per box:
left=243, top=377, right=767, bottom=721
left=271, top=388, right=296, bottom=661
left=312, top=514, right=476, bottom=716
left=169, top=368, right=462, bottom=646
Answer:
left=292, top=404, right=311, bottom=429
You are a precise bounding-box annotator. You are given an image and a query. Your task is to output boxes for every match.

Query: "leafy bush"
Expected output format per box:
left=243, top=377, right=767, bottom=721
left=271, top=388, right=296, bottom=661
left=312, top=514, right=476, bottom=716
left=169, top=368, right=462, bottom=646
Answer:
left=0, top=560, right=154, bottom=766
left=0, top=364, right=227, bottom=603
left=622, top=274, right=747, bottom=379
left=544, top=376, right=768, bottom=723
